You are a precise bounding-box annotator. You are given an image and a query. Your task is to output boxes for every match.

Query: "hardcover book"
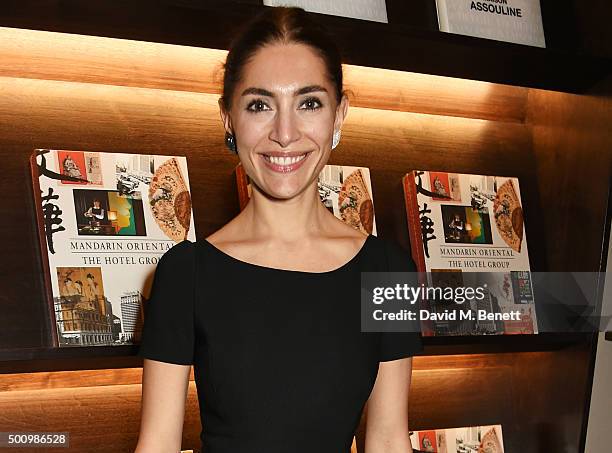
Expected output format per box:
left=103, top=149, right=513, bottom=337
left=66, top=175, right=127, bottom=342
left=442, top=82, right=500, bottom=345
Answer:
left=30, top=149, right=196, bottom=347
left=435, top=0, right=545, bottom=48
left=236, top=163, right=377, bottom=236
left=403, top=170, right=538, bottom=336
left=410, top=424, right=504, bottom=453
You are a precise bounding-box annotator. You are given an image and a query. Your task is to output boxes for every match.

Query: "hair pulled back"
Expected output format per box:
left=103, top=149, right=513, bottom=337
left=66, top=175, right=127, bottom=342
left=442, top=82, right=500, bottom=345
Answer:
left=220, top=6, right=343, bottom=111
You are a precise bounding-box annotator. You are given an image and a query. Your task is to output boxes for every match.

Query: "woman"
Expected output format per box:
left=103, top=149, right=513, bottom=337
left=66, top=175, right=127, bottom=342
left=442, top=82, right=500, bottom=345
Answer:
left=136, top=6, right=422, bottom=453
left=84, top=198, right=105, bottom=226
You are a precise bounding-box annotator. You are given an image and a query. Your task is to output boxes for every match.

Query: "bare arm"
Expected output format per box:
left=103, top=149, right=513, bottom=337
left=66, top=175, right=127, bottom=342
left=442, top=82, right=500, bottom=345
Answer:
left=364, top=357, right=415, bottom=453
left=135, top=359, right=192, bottom=453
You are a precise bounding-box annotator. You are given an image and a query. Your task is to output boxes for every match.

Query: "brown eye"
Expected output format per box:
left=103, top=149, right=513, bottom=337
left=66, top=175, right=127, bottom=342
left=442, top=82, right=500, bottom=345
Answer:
left=246, top=99, right=270, bottom=113
left=300, top=97, right=322, bottom=111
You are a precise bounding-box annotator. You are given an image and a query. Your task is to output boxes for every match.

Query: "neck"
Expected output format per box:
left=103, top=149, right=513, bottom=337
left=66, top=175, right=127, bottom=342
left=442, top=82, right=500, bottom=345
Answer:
left=242, top=182, right=330, bottom=241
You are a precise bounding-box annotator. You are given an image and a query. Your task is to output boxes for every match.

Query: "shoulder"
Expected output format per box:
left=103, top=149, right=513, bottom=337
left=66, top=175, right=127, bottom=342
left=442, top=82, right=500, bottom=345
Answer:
left=163, top=238, right=194, bottom=255
left=362, top=235, right=416, bottom=272
left=158, top=239, right=195, bottom=270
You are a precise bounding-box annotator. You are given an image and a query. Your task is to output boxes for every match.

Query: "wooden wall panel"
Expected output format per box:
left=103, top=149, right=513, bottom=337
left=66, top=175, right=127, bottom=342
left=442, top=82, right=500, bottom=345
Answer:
left=356, top=346, right=593, bottom=453
left=0, top=27, right=528, bottom=122
left=0, top=367, right=195, bottom=391
left=0, top=377, right=201, bottom=452
left=527, top=76, right=612, bottom=271
left=0, top=346, right=594, bottom=453
left=524, top=76, right=612, bottom=453
left=342, top=65, right=527, bottom=123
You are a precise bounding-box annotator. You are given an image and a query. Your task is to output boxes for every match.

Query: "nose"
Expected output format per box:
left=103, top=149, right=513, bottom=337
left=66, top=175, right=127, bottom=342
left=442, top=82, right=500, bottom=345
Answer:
left=269, top=105, right=301, bottom=148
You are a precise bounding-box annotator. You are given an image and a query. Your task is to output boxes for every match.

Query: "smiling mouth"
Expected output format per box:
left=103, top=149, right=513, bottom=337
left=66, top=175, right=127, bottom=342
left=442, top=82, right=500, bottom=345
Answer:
left=260, top=152, right=311, bottom=173
left=263, top=154, right=307, bottom=165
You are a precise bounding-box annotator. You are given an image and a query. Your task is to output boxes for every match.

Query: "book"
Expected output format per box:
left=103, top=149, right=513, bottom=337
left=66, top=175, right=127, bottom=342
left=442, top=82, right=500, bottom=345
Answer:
left=410, top=424, right=505, bottom=453
left=30, top=149, right=196, bottom=347
left=403, top=170, right=538, bottom=336
left=236, top=163, right=377, bottom=236
left=435, top=0, right=545, bottom=48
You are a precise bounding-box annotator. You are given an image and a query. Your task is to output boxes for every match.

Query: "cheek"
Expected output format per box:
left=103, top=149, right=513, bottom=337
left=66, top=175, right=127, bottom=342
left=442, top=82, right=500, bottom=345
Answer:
left=308, top=125, right=333, bottom=145
left=302, top=114, right=335, bottom=144
left=234, top=115, right=268, bottom=147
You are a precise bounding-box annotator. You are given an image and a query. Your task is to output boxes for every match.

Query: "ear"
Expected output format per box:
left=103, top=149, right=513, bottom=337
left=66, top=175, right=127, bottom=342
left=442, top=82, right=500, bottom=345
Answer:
left=218, top=97, right=234, bottom=134
left=333, top=93, right=349, bottom=133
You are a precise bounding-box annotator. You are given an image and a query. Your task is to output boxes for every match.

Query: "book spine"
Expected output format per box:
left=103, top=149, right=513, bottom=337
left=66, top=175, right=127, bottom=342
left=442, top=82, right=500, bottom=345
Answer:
left=235, top=163, right=250, bottom=211
left=402, top=172, right=427, bottom=273
left=402, top=171, right=435, bottom=336
left=29, top=150, right=59, bottom=347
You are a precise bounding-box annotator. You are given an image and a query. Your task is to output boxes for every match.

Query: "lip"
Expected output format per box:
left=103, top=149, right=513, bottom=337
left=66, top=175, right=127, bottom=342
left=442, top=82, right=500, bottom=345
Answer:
left=259, top=151, right=312, bottom=173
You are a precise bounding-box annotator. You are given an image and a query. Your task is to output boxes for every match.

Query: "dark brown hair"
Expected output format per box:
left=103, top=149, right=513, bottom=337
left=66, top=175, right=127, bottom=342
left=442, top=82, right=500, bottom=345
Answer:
left=220, top=6, right=343, bottom=111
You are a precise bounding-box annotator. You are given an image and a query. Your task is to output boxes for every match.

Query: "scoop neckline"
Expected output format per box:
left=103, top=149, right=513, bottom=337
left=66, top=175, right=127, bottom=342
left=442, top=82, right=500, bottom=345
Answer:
left=200, top=234, right=373, bottom=275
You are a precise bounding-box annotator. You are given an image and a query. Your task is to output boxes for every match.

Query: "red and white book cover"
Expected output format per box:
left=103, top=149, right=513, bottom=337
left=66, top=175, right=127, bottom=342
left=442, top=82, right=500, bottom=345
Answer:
left=31, top=149, right=196, bottom=347
left=403, top=170, right=538, bottom=336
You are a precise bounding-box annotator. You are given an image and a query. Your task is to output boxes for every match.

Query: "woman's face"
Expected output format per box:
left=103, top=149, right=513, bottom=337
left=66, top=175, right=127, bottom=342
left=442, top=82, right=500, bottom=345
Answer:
left=221, top=42, right=348, bottom=200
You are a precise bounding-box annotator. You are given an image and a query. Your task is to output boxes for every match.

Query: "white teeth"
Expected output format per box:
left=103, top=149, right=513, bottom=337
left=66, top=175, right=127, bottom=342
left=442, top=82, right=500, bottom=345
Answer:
left=266, top=154, right=307, bottom=165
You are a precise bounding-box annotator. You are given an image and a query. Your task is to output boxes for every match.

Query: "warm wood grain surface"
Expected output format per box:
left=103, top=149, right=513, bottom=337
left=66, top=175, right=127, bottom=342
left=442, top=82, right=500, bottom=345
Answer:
left=0, top=377, right=201, bottom=452
left=0, top=27, right=528, bottom=123
left=528, top=76, right=612, bottom=271
left=0, top=347, right=594, bottom=453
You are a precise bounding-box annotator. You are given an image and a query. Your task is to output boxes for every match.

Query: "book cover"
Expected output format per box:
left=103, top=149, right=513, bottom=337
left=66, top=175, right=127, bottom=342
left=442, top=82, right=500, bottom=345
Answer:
left=435, top=0, right=546, bottom=48
left=410, top=424, right=504, bottom=453
left=403, top=170, right=538, bottom=336
left=236, top=163, right=377, bottom=236
left=30, top=149, right=196, bottom=347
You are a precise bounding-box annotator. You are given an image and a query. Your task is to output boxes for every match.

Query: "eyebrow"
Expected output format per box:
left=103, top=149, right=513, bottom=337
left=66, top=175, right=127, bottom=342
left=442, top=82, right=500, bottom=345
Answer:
left=296, top=85, right=328, bottom=95
left=241, top=87, right=274, bottom=97
left=241, top=85, right=328, bottom=97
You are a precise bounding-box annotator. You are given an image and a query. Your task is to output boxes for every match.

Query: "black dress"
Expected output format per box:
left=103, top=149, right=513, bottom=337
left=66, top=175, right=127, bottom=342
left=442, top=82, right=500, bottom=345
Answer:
left=137, top=234, right=423, bottom=453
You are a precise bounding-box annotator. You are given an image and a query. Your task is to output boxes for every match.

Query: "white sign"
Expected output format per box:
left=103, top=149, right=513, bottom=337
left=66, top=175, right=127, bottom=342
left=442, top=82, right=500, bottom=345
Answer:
left=263, top=0, right=388, bottom=23
left=435, top=0, right=546, bottom=48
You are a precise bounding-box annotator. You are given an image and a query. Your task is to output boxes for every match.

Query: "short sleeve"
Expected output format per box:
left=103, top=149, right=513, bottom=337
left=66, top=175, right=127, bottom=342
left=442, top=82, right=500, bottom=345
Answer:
left=379, top=239, right=424, bottom=362
left=137, top=239, right=195, bottom=365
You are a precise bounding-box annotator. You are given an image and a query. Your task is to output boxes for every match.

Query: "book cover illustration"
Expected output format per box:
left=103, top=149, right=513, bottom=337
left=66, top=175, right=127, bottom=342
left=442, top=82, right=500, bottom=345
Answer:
left=236, top=163, right=377, bottom=236
left=403, top=170, right=538, bottom=336
left=410, top=424, right=504, bottom=453
left=31, top=149, right=196, bottom=347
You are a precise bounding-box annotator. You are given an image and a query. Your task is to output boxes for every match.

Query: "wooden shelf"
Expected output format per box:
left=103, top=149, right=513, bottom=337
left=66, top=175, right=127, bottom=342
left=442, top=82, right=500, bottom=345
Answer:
left=1, top=0, right=610, bottom=93
left=0, top=345, right=143, bottom=373
left=0, top=333, right=592, bottom=374
left=421, top=332, right=592, bottom=355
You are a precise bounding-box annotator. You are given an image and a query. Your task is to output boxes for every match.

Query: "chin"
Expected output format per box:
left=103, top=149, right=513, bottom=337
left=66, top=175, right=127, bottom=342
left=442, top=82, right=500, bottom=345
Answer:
left=248, top=164, right=323, bottom=200
left=258, top=179, right=310, bottom=201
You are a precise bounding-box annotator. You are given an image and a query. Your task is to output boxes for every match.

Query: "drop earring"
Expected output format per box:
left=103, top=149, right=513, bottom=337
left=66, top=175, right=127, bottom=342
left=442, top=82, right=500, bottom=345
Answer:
left=331, top=129, right=341, bottom=150
left=225, top=131, right=238, bottom=154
